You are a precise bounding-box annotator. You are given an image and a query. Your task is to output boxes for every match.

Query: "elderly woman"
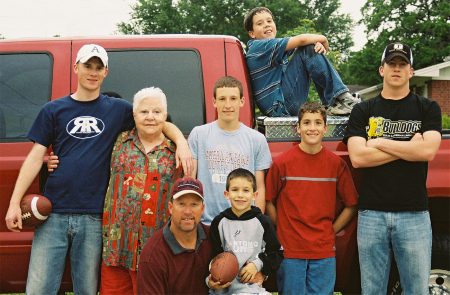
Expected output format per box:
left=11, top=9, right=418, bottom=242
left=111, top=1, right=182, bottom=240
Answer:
left=100, top=87, right=183, bottom=295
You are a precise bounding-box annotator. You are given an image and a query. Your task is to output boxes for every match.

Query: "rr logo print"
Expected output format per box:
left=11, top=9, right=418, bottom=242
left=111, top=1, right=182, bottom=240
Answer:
left=66, top=116, right=105, bottom=139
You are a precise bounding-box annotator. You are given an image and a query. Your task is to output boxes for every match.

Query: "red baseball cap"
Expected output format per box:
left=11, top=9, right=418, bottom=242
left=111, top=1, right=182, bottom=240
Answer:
left=171, top=177, right=204, bottom=200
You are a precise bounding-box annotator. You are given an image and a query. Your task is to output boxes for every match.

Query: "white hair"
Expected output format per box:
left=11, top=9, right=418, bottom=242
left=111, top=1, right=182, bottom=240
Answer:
left=133, top=87, right=167, bottom=113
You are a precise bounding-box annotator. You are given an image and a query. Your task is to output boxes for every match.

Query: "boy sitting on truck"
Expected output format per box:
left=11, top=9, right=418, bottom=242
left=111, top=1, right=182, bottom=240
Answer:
left=244, top=7, right=359, bottom=117
left=207, top=168, right=283, bottom=295
left=188, top=76, right=272, bottom=225
left=265, top=101, right=358, bottom=295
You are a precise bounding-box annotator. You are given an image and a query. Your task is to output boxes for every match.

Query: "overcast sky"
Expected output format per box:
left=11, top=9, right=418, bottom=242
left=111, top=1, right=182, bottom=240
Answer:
left=0, top=0, right=367, bottom=51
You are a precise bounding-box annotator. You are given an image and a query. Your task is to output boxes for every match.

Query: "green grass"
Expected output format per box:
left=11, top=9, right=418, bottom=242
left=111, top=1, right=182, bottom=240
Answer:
left=4, top=292, right=345, bottom=295
left=3, top=292, right=343, bottom=294
left=443, top=113, right=450, bottom=130
left=272, top=293, right=342, bottom=295
left=3, top=294, right=78, bottom=295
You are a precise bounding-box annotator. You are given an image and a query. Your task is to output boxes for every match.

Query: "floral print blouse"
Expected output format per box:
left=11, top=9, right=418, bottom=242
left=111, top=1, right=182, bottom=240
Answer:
left=102, top=128, right=182, bottom=271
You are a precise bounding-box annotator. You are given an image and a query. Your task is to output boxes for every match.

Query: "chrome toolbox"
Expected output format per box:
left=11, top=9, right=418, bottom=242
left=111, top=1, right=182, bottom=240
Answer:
left=257, top=115, right=349, bottom=139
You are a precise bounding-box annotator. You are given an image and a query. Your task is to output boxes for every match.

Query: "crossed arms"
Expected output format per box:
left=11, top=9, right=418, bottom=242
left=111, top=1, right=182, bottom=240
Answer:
left=347, top=130, right=441, bottom=169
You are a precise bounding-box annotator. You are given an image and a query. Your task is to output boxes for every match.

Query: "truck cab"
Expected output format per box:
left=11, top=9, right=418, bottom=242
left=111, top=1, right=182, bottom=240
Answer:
left=0, top=35, right=448, bottom=294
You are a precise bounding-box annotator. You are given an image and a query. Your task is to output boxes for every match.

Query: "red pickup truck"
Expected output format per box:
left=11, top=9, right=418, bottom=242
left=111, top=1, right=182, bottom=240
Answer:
left=0, top=35, right=448, bottom=294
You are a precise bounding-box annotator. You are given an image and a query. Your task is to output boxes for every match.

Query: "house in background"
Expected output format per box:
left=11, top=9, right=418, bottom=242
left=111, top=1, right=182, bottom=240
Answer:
left=358, top=60, right=450, bottom=115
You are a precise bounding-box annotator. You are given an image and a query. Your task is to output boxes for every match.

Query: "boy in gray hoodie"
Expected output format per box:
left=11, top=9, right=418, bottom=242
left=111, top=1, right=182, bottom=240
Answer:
left=207, top=168, right=283, bottom=294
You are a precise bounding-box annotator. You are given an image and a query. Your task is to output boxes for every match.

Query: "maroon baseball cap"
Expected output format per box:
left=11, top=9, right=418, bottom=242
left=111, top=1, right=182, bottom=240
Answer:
left=171, top=177, right=204, bottom=200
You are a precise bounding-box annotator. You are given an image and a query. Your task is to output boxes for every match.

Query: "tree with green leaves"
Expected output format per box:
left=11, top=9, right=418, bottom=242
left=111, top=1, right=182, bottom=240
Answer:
left=117, top=0, right=183, bottom=35
left=348, top=0, right=450, bottom=86
left=117, top=0, right=354, bottom=53
left=263, top=0, right=354, bottom=53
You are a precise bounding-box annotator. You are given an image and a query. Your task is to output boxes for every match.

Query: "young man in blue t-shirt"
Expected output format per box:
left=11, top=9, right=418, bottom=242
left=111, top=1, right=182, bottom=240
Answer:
left=5, top=44, right=191, bottom=295
left=244, top=7, right=359, bottom=117
left=188, top=76, right=272, bottom=225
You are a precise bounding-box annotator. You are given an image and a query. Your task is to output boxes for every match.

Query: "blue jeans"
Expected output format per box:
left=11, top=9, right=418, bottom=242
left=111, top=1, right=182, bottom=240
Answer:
left=357, top=210, right=432, bottom=295
left=276, top=257, right=336, bottom=295
left=26, top=213, right=103, bottom=295
left=276, top=44, right=348, bottom=116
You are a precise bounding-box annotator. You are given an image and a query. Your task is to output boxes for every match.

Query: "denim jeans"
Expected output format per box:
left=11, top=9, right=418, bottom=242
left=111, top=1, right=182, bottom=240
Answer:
left=26, top=213, right=103, bottom=295
left=357, top=210, right=432, bottom=295
left=277, top=44, right=348, bottom=117
left=276, top=257, right=336, bottom=295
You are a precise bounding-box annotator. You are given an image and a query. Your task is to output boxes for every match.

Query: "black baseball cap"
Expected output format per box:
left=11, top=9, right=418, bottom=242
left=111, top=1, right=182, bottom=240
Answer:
left=381, top=43, right=413, bottom=65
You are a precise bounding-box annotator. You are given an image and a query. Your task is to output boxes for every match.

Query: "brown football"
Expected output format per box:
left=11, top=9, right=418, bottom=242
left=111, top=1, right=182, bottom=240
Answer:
left=210, top=252, right=239, bottom=284
left=20, top=194, right=52, bottom=227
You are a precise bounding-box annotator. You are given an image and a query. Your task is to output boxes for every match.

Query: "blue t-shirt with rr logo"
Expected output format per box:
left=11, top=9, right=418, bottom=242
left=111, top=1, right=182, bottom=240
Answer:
left=28, top=94, right=134, bottom=213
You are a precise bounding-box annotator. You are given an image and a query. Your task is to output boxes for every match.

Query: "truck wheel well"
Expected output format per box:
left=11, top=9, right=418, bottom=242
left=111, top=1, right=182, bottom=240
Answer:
left=429, top=197, right=450, bottom=235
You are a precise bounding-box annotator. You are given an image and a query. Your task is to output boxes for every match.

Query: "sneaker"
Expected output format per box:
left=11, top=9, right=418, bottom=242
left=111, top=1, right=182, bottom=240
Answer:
left=327, top=92, right=360, bottom=116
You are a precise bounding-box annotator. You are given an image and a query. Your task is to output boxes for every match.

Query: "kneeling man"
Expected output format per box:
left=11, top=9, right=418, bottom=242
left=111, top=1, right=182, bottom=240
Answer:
left=137, top=177, right=219, bottom=295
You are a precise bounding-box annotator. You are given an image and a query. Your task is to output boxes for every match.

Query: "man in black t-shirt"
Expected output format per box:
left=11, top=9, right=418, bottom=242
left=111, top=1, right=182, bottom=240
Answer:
left=343, top=42, right=442, bottom=295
